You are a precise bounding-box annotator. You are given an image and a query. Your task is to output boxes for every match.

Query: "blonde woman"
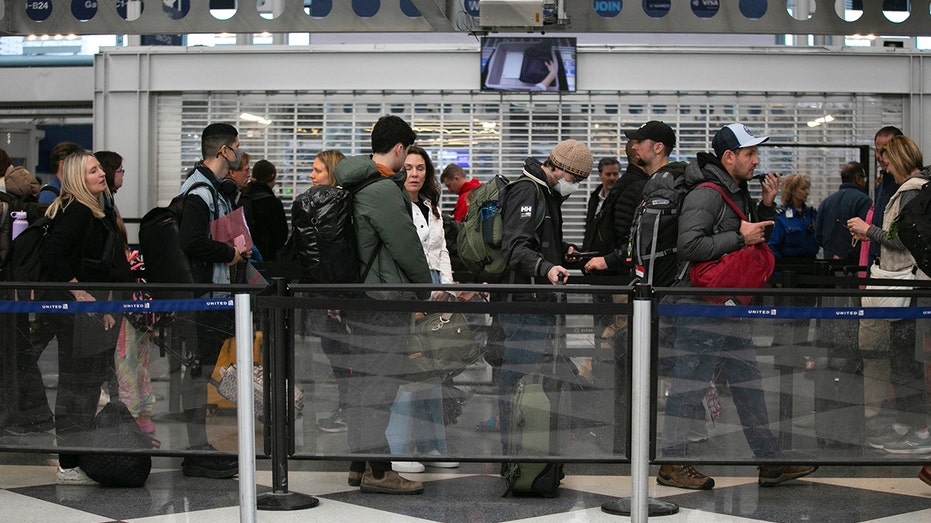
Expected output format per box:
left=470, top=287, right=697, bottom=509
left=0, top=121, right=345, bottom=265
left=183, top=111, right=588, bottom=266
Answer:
left=42, top=151, right=130, bottom=485
left=767, top=173, right=818, bottom=260
left=849, top=135, right=930, bottom=456
left=290, top=150, right=354, bottom=435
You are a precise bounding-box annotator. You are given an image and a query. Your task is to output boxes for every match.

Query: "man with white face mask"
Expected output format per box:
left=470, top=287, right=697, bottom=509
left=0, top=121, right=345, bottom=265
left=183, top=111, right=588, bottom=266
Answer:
left=495, top=139, right=592, bottom=454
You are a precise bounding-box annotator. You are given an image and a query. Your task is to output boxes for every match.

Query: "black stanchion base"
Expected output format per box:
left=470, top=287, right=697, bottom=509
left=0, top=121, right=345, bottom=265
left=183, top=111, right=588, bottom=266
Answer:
left=601, top=497, right=679, bottom=517
left=257, top=491, right=320, bottom=511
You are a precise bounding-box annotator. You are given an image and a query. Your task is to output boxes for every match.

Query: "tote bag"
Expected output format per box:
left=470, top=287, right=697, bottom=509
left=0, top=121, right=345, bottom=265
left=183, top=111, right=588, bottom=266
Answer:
left=862, top=264, right=915, bottom=309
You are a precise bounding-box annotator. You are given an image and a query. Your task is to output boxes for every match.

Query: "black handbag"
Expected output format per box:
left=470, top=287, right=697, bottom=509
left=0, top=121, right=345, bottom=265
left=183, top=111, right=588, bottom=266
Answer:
left=78, top=399, right=161, bottom=487
left=72, top=311, right=123, bottom=358
left=405, top=312, right=481, bottom=381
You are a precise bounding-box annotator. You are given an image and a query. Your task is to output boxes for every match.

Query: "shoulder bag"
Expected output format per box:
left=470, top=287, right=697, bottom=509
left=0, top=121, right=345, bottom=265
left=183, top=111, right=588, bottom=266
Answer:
left=405, top=312, right=480, bottom=381
left=688, top=183, right=775, bottom=305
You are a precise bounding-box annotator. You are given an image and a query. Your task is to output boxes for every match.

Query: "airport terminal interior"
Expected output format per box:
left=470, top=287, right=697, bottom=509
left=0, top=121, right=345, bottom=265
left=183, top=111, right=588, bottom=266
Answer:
left=2, top=1, right=931, bottom=521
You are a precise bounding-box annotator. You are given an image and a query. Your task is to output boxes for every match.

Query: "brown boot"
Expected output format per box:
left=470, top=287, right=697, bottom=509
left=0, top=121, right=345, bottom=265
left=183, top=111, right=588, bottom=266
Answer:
left=348, top=471, right=362, bottom=487
left=758, top=465, right=818, bottom=486
left=657, top=464, right=714, bottom=490
left=360, top=470, right=424, bottom=495
left=919, top=465, right=931, bottom=487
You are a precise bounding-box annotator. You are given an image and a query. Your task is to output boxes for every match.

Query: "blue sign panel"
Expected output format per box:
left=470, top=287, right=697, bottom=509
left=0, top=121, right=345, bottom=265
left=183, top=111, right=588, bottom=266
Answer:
left=401, top=0, right=419, bottom=17
left=594, top=0, right=622, bottom=18
left=26, top=0, right=53, bottom=22
left=72, top=0, right=97, bottom=21
left=352, top=0, right=379, bottom=18
left=308, top=0, right=333, bottom=17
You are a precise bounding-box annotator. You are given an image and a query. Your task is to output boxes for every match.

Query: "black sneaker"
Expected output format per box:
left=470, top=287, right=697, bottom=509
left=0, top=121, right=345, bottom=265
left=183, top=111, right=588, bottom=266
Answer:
left=182, top=446, right=238, bottom=479
left=318, top=407, right=348, bottom=433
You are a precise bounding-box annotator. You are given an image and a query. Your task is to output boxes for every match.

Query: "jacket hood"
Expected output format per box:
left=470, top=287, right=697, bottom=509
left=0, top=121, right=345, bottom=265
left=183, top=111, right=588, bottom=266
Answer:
left=684, top=152, right=741, bottom=193
left=520, top=157, right=555, bottom=193
left=333, top=154, right=406, bottom=188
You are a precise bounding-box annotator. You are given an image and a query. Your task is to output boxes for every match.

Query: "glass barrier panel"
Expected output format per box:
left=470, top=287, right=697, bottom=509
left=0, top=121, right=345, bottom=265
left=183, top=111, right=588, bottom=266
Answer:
left=655, top=287, right=931, bottom=465
left=286, top=286, right=632, bottom=464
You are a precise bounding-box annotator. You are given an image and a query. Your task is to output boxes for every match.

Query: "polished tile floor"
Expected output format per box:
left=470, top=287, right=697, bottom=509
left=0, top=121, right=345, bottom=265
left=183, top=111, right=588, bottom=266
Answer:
left=1, top=452, right=929, bottom=522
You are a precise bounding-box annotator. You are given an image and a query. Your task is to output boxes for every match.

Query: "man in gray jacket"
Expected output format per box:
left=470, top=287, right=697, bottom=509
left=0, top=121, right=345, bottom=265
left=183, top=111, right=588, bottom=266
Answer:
left=658, top=123, right=818, bottom=490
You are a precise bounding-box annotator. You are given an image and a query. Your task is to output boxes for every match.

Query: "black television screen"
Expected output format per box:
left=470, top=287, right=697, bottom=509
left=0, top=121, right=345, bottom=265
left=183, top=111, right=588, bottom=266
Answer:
left=481, top=36, right=577, bottom=92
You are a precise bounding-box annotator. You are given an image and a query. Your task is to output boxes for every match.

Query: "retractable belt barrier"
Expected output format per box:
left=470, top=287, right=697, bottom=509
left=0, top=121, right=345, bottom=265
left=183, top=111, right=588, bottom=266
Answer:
left=0, top=297, right=235, bottom=314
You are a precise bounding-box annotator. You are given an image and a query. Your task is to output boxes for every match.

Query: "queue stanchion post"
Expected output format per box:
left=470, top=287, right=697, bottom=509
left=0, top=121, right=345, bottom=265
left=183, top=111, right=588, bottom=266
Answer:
left=778, top=269, right=798, bottom=450
left=234, top=293, right=258, bottom=522
left=257, top=277, right=318, bottom=511
left=602, top=283, right=678, bottom=519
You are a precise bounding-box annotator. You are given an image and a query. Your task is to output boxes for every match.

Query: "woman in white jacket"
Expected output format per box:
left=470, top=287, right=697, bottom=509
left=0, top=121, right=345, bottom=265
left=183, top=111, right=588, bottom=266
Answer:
left=386, top=146, right=458, bottom=473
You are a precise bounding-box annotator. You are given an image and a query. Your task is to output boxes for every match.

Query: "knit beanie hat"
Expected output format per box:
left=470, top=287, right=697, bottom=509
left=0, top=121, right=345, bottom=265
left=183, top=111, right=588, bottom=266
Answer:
left=4, top=166, right=40, bottom=198
left=548, top=139, right=593, bottom=180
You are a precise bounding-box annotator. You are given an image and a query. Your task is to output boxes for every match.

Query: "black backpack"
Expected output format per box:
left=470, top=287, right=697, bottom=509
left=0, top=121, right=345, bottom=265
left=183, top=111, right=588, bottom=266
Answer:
left=284, top=175, right=387, bottom=284
left=895, top=176, right=931, bottom=276
left=78, top=398, right=161, bottom=487
left=628, top=161, right=689, bottom=286
left=0, top=192, right=49, bottom=281
left=5, top=215, right=55, bottom=282
left=138, top=181, right=217, bottom=285
left=238, top=189, right=274, bottom=234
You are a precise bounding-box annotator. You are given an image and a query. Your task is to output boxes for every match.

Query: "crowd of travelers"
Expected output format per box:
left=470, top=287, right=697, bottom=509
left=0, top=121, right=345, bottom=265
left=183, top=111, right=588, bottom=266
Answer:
left=0, top=117, right=928, bottom=494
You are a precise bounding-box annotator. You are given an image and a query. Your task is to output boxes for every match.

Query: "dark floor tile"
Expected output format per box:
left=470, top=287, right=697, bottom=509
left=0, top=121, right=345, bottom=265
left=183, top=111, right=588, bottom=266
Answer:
left=10, top=470, right=267, bottom=521
left=322, top=474, right=614, bottom=523
left=661, top=480, right=930, bottom=523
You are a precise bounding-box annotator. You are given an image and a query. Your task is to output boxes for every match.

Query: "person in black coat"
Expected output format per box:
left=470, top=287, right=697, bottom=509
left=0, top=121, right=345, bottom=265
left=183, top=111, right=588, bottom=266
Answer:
left=240, top=159, right=288, bottom=261
left=41, top=151, right=130, bottom=485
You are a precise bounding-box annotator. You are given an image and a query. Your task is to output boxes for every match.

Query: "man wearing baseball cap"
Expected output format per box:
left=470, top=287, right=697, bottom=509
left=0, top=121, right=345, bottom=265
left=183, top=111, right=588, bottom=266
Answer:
left=495, top=139, right=592, bottom=456
left=626, top=120, right=677, bottom=170
left=657, top=123, right=818, bottom=490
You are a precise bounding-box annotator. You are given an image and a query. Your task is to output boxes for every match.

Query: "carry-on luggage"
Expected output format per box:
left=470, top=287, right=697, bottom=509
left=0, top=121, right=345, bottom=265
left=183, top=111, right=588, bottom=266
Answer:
left=502, top=308, right=567, bottom=497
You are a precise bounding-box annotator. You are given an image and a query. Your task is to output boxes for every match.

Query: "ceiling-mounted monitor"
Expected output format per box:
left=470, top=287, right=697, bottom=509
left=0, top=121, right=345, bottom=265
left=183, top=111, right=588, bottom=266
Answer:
left=481, top=36, right=576, bottom=93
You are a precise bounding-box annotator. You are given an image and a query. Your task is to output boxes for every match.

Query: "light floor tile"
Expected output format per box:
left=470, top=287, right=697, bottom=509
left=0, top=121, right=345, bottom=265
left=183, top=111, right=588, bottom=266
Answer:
left=0, top=490, right=105, bottom=523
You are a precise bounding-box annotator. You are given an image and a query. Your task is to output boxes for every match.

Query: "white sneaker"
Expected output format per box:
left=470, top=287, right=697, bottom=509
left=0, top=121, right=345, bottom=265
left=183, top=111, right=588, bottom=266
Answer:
left=391, top=461, right=425, bottom=473
left=56, top=466, right=100, bottom=486
left=427, top=461, right=460, bottom=468
left=424, top=450, right=459, bottom=468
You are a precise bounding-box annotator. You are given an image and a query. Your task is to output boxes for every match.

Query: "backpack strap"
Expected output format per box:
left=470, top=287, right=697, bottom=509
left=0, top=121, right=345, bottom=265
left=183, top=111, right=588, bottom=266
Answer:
left=696, top=182, right=748, bottom=221
left=39, top=183, right=60, bottom=198
left=183, top=181, right=220, bottom=221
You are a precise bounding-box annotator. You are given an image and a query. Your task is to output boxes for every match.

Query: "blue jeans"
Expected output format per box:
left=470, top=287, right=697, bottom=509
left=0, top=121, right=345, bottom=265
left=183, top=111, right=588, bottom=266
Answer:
left=385, top=383, right=447, bottom=455
left=497, top=312, right=554, bottom=453
left=660, top=315, right=780, bottom=459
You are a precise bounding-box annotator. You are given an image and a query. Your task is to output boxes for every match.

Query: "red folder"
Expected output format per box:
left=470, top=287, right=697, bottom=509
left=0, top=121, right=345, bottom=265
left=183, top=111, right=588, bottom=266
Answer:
left=210, top=207, right=254, bottom=253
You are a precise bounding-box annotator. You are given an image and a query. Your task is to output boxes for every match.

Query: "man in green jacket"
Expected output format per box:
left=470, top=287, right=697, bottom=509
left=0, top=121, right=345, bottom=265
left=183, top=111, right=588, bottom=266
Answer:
left=334, top=115, right=432, bottom=494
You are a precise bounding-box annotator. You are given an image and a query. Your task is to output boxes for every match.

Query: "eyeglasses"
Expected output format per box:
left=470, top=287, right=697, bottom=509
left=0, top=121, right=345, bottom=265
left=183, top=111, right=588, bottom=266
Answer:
left=566, top=171, right=588, bottom=183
